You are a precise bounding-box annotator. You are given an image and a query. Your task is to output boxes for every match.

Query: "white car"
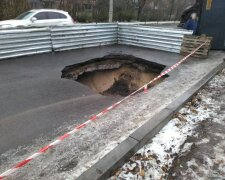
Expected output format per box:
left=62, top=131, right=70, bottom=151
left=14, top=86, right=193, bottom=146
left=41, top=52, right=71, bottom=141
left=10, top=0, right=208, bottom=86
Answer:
left=0, top=9, right=74, bottom=28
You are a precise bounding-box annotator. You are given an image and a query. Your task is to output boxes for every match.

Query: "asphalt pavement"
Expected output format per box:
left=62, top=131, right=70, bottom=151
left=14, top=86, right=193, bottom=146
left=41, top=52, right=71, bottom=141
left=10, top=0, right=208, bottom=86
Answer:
left=0, top=45, right=224, bottom=179
left=0, top=45, right=179, bottom=155
left=0, top=45, right=189, bottom=155
left=0, top=46, right=122, bottom=155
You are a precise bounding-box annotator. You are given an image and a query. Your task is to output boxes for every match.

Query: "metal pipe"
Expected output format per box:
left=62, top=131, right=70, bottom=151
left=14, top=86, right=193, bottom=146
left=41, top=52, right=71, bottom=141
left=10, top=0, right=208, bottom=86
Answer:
left=109, top=0, right=113, bottom=22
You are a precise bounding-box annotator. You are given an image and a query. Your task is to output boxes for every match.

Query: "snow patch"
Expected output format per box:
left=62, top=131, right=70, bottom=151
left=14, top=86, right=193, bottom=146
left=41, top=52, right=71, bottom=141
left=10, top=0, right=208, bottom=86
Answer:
left=110, top=70, right=225, bottom=179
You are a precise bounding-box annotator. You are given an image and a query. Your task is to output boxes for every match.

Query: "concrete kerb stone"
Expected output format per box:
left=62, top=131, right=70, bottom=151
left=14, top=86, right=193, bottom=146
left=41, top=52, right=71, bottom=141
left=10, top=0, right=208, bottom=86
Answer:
left=130, top=108, right=173, bottom=147
left=166, top=60, right=225, bottom=113
left=77, top=137, right=138, bottom=180
left=77, top=61, right=225, bottom=180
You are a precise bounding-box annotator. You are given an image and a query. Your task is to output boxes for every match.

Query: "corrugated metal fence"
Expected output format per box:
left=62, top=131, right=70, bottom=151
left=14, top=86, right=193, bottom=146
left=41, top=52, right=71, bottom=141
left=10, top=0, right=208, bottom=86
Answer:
left=118, top=24, right=192, bottom=53
left=0, top=23, right=193, bottom=59
left=0, top=28, right=52, bottom=60
left=51, top=23, right=117, bottom=51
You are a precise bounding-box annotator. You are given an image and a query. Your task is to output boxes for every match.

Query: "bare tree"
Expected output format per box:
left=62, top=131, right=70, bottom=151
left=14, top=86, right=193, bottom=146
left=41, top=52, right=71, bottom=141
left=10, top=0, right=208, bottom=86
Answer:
left=0, top=0, right=30, bottom=20
left=0, top=1, right=4, bottom=20
left=137, top=0, right=147, bottom=20
left=0, top=0, right=196, bottom=22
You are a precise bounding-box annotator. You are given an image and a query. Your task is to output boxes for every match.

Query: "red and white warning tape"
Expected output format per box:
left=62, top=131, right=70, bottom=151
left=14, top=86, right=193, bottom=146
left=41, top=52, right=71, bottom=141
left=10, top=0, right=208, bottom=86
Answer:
left=0, top=41, right=207, bottom=179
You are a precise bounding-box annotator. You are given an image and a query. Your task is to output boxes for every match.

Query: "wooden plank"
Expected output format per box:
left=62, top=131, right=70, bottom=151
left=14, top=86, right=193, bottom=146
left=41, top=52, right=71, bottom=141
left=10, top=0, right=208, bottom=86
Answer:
left=180, top=35, right=212, bottom=58
left=184, top=39, right=212, bottom=43
left=181, top=51, right=207, bottom=55
left=181, top=50, right=208, bottom=55
left=181, top=48, right=209, bottom=54
left=181, top=47, right=209, bottom=53
left=182, top=44, right=210, bottom=49
left=181, top=50, right=208, bottom=56
left=181, top=46, right=209, bottom=52
left=181, top=52, right=208, bottom=58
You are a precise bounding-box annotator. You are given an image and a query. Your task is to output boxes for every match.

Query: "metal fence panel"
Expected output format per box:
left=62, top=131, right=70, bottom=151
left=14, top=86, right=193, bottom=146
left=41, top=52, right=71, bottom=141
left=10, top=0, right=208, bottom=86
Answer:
left=51, top=24, right=118, bottom=51
left=0, top=28, right=52, bottom=60
left=118, top=25, right=193, bottom=53
left=0, top=23, right=194, bottom=60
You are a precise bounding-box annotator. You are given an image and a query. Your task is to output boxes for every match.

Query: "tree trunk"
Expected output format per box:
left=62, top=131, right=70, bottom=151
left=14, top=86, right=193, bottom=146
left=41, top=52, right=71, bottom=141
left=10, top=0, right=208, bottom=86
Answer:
left=137, top=0, right=146, bottom=20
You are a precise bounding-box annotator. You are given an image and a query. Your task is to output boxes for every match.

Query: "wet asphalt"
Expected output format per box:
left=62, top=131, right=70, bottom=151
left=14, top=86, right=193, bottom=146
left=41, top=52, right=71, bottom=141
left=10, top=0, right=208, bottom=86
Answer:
left=0, top=46, right=120, bottom=155
left=0, top=45, right=179, bottom=155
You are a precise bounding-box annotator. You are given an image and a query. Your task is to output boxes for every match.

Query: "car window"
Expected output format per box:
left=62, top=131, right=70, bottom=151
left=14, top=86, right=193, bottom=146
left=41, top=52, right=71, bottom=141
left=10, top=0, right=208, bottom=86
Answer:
left=34, top=12, right=48, bottom=20
left=16, top=11, right=33, bottom=20
left=47, top=12, right=67, bottom=19
left=58, top=13, right=67, bottom=19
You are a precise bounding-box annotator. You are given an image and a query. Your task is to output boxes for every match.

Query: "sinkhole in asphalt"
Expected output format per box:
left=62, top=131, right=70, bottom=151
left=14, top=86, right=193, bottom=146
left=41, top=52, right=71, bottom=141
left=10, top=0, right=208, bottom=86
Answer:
left=62, top=55, right=167, bottom=96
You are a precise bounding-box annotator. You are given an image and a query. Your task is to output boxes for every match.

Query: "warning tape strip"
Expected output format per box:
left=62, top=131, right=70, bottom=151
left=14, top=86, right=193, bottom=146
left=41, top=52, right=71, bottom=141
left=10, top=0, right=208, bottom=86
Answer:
left=0, top=41, right=207, bottom=179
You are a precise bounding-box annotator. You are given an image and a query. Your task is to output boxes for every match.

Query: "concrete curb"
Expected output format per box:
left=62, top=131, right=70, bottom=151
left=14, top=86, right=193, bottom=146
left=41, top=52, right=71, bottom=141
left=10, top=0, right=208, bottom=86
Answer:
left=77, top=61, right=225, bottom=180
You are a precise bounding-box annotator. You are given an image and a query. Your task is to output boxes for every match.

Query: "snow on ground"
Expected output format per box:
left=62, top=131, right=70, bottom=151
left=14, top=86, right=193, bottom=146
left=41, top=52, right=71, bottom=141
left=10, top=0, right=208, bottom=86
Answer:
left=110, top=69, right=225, bottom=180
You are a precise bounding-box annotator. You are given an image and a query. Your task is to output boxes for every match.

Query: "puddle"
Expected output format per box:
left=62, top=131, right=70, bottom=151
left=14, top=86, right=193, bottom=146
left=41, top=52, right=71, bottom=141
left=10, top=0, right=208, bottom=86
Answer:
left=62, top=55, right=167, bottom=96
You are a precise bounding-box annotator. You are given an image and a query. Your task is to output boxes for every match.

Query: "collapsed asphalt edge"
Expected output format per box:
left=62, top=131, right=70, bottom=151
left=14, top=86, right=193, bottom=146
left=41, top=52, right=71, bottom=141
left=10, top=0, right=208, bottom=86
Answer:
left=77, top=60, right=225, bottom=180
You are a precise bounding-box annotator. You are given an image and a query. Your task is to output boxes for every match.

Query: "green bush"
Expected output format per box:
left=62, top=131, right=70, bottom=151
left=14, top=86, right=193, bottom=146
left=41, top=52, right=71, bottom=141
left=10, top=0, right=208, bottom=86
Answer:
left=114, top=11, right=136, bottom=21
left=76, top=12, right=93, bottom=23
left=93, top=0, right=109, bottom=22
left=114, top=0, right=136, bottom=21
left=93, top=11, right=108, bottom=22
left=0, top=0, right=30, bottom=20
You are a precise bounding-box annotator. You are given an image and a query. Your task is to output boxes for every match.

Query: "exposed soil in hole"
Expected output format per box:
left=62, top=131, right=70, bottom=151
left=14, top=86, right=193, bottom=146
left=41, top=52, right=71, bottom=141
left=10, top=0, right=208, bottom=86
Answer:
left=62, top=55, right=167, bottom=96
